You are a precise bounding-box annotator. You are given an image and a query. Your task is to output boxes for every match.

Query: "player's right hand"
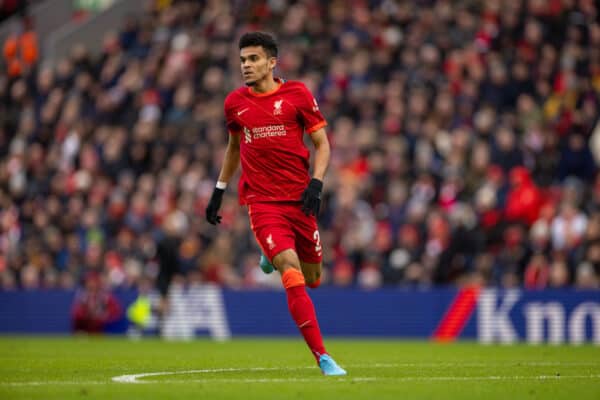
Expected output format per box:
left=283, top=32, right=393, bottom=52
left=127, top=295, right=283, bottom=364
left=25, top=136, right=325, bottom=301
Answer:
left=205, top=187, right=225, bottom=224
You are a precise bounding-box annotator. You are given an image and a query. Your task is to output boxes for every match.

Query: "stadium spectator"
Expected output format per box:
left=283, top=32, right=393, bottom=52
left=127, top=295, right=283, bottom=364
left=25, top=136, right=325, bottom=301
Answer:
left=504, top=166, right=543, bottom=226
left=71, top=272, right=122, bottom=333
left=2, top=14, right=38, bottom=77
left=0, top=1, right=25, bottom=23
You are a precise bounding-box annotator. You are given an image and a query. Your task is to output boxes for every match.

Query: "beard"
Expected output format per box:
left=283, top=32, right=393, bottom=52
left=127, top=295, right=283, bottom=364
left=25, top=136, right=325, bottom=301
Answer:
left=243, top=69, right=267, bottom=87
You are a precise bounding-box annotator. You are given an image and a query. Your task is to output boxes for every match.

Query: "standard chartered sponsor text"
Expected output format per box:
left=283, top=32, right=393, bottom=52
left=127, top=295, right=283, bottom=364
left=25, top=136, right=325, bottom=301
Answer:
left=251, top=125, right=286, bottom=138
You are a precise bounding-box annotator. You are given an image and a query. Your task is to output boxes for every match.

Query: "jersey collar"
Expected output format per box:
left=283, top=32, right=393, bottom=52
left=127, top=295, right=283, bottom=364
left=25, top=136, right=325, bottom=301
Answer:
left=247, top=78, right=284, bottom=97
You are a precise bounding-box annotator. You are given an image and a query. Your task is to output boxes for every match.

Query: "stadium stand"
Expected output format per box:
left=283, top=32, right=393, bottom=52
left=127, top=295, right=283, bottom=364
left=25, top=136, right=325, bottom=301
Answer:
left=0, top=0, right=599, bottom=292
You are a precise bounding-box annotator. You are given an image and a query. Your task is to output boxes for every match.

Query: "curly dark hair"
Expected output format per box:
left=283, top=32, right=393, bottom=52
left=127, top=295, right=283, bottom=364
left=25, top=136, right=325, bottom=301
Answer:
left=238, top=32, right=278, bottom=57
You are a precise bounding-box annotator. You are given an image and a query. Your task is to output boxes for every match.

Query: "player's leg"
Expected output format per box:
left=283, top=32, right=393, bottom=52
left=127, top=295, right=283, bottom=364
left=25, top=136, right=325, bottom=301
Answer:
left=248, top=205, right=277, bottom=274
left=287, top=208, right=346, bottom=375
left=294, top=210, right=323, bottom=288
left=248, top=203, right=345, bottom=375
left=299, top=260, right=321, bottom=288
left=275, top=251, right=345, bottom=375
left=272, top=249, right=327, bottom=360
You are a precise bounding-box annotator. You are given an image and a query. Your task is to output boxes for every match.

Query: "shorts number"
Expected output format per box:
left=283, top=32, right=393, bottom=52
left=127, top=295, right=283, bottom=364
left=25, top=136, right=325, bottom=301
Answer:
left=313, top=230, right=322, bottom=253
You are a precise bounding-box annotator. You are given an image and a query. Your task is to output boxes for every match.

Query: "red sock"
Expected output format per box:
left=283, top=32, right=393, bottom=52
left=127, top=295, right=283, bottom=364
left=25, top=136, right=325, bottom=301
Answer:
left=282, top=270, right=327, bottom=362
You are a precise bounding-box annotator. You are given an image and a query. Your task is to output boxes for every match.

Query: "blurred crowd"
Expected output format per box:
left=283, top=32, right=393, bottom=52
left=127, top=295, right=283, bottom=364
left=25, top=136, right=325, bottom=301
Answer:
left=0, top=1, right=30, bottom=24
left=1, top=0, right=600, bottom=292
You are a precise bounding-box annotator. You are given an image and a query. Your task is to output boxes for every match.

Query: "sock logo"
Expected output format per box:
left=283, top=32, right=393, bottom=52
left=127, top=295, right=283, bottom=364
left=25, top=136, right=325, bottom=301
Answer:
left=299, top=320, right=311, bottom=328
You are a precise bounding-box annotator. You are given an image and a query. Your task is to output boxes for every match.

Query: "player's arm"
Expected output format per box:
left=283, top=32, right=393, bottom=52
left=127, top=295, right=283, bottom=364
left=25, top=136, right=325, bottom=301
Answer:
left=308, top=127, right=330, bottom=181
left=205, top=133, right=240, bottom=224
left=218, top=133, right=241, bottom=184
left=301, top=127, right=330, bottom=216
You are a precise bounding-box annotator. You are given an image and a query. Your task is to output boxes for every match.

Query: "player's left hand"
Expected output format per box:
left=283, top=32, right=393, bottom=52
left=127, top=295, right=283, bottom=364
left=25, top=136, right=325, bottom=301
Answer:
left=301, top=178, right=323, bottom=216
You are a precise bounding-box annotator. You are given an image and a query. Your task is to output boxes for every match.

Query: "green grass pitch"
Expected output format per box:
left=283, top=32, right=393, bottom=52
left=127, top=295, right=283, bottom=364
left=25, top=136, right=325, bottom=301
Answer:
left=1, top=337, right=599, bottom=399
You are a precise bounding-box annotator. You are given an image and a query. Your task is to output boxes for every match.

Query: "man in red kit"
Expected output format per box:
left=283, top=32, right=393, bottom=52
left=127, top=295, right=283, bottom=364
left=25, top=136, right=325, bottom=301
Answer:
left=205, top=32, right=346, bottom=376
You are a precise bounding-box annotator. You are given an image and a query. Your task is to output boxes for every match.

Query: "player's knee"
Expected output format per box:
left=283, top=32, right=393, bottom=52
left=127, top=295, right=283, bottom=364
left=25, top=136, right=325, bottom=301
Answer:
left=276, top=260, right=301, bottom=273
left=277, top=261, right=303, bottom=281
left=273, top=250, right=300, bottom=271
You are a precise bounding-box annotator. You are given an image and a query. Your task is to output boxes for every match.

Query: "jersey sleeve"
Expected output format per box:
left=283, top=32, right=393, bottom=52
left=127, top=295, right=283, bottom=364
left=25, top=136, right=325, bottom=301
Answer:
left=224, top=93, right=242, bottom=135
left=296, top=83, right=327, bottom=134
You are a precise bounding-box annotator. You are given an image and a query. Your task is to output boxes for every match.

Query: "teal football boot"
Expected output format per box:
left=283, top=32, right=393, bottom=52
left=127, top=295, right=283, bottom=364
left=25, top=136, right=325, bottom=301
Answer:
left=259, top=253, right=276, bottom=274
left=318, top=354, right=347, bottom=376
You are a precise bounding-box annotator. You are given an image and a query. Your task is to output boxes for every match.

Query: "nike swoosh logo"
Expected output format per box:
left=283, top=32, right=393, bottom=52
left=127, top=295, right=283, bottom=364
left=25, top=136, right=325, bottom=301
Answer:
left=237, top=108, right=249, bottom=116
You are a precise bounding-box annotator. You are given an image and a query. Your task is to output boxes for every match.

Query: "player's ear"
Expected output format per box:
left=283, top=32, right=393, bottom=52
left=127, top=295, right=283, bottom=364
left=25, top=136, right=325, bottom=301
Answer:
left=268, top=56, right=277, bottom=71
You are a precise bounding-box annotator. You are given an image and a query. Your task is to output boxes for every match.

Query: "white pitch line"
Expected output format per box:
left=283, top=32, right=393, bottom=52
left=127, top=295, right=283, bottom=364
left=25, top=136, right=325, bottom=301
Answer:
left=110, top=363, right=600, bottom=384
left=111, top=361, right=600, bottom=383
left=111, top=367, right=286, bottom=383
left=5, top=374, right=600, bottom=387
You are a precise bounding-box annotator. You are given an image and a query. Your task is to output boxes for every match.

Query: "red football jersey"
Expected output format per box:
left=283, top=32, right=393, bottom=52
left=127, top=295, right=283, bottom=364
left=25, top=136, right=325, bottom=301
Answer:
left=224, top=78, right=327, bottom=205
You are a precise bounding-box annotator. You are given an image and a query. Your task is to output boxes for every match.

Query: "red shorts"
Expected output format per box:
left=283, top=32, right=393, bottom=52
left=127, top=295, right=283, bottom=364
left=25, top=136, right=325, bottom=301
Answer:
left=248, top=202, right=323, bottom=264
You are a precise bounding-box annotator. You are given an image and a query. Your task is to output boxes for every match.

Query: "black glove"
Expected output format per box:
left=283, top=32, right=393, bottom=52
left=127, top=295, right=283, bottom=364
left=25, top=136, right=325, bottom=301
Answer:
left=301, top=178, right=323, bottom=216
left=205, top=187, right=225, bottom=224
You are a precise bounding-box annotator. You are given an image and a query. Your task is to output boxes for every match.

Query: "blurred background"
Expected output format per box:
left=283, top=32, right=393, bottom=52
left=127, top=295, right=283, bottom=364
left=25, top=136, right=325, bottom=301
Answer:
left=0, top=0, right=599, bottom=342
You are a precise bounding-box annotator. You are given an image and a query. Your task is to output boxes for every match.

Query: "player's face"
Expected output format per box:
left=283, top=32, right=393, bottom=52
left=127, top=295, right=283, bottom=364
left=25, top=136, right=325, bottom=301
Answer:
left=240, top=46, right=276, bottom=86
